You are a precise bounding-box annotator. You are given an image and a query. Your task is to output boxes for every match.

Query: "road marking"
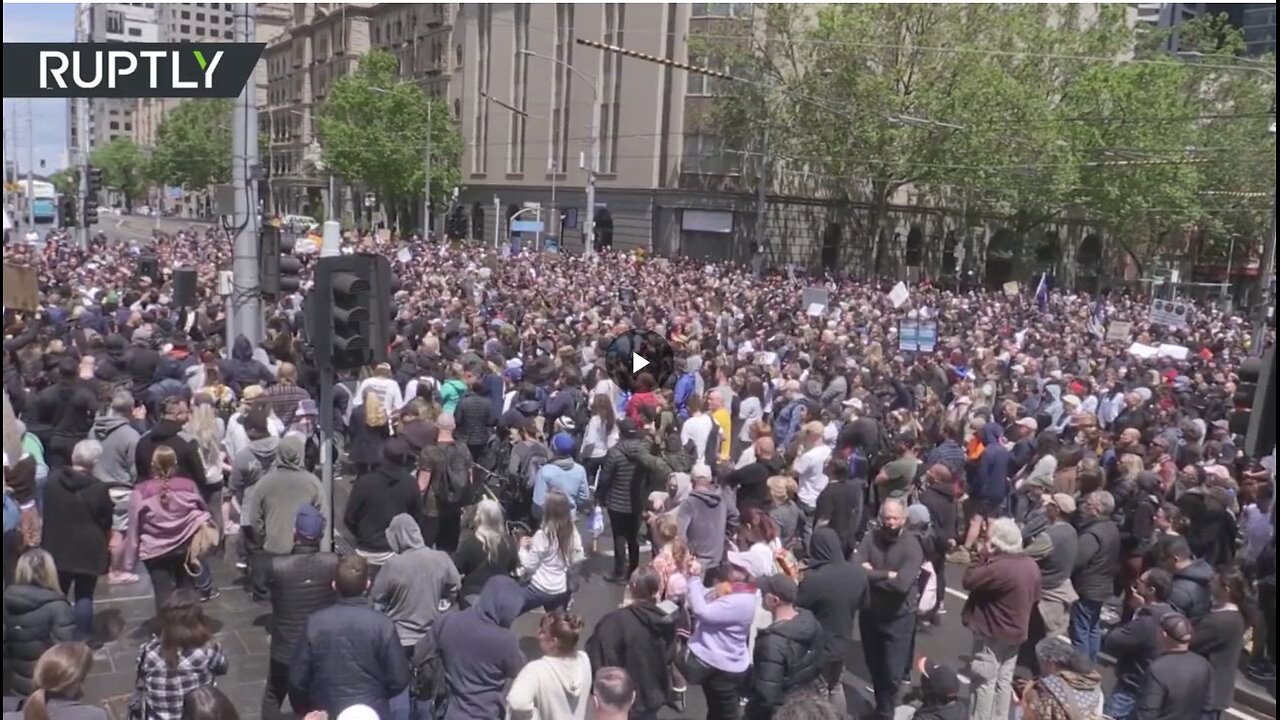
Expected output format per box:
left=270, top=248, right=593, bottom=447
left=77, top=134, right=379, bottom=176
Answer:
left=940, top=587, right=1266, bottom=720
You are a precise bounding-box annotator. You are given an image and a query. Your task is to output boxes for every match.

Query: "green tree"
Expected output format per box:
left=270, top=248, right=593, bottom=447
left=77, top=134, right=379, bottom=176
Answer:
left=48, top=168, right=77, bottom=197
left=90, top=137, right=149, bottom=211
left=149, top=99, right=233, bottom=190
left=315, top=50, right=461, bottom=227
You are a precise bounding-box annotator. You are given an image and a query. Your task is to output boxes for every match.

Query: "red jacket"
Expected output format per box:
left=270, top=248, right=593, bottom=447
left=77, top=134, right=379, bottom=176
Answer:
left=625, top=391, right=661, bottom=426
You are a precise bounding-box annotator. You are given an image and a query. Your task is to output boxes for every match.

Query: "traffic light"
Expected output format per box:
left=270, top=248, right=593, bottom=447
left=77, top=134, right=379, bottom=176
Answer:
left=308, top=254, right=392, bottom=371
left=83, top=166, right=103, bottom=225
left=59, top=196, right=77, bottom=227
left=87, top=166, right=103, bottom=194
left=260, top=225, right=304, bottom=298
left=1230, top=345, right=1276, bottom=459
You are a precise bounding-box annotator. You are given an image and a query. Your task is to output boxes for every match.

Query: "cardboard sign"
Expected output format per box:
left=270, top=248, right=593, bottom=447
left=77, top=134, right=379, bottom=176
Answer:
left=888, top=282, right=910, bottom=308
left=395, top=247, right=412, bottom=264
left=898, top=319, right=939, bottom=352
left=1157, top=344, right=1189, bottom=360
left=376, top=228, right=391, bottom=243
left=801, top=287, right=829, bottom=314
left=1105, top=321, right=1133, bottom=343
left=2, top=264, right=38, bottom=311
left=1128, top=342, right=1159, bottom=359
left=1002, top=281, right=1020, bottom=297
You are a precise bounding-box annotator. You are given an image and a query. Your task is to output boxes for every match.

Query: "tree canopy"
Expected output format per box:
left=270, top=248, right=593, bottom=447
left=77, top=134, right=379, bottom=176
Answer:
left=90, top=137, right=149, bottom=210
left=149, top=98, right=233, bottom=190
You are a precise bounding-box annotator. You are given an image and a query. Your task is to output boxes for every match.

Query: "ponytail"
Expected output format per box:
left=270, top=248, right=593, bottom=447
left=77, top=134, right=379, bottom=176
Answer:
left=22, top=689, right=50, bottom=720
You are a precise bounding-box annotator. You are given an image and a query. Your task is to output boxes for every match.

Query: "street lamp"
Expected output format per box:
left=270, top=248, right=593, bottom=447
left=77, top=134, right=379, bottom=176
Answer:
left=519, top=49, right=602, bottom=255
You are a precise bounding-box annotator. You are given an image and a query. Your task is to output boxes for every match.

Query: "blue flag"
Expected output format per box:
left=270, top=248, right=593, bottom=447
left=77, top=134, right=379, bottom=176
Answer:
left=1035, top=272, right=1049, bottom=311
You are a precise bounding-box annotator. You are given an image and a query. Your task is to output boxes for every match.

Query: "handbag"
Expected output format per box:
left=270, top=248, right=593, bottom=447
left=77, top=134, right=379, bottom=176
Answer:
left=185, top=518, right=220, bottom=577
left=126, top=646, right=147, bottom=720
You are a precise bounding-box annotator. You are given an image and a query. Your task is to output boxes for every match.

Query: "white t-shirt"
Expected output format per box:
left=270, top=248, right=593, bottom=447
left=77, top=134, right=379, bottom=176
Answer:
left=582, top=415, right=619, bottom=459
left=681, top=414, right=715, bottom=461
left=519, top=527, right=585, bottom=595
left=738, top=396, right=763, bottom=443
left=793, top=444, right=832, bottom=508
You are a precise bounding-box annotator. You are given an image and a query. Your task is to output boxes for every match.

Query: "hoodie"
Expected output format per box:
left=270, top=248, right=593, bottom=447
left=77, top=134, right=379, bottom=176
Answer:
left=797, top=528, right=869, bottom=663
left=686, top=576, right=758, bottom=673
left=248, top=436, right=324, bottom=555
left=678, top=486, right=737, bottom=569
left=533, top=457, right=591, bottom=512
left=745, top=609, right=822, bottom=719
left=89, top=414, right=140, bottom=488
left=1168, top=559, right=1213, bottom=621
left=219, top=335, right=274, bottom=394
left=230, top=435, right=280, bottom=497
left=372, top=514, right=461, bottom=647
left=344, top=459, right=420, bottom=554
left=506, top=650, right=593, bottom=720
left=135, top=418, right=207, bottom=490
left=968, top=422, right=1011, bottom=504
left=434, top=576, right=527, bottom=720
left=586, top=601, right=677, bottom=715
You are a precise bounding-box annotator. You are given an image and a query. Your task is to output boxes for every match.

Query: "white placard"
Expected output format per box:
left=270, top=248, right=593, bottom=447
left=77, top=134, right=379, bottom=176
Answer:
left=1002, top=281, right=1020, bottom=297
left=1106, top=321, right=1133, bottom=343
left=1128, top=342, right=1159, bottom=359
left=1157, top=343, right=1189, bottom=360
left=807, top=303, right=825, bottom=317
left=1149, top=299, right=1192, bottom=329
left=395, top=248, right=412, bottom=264
left=888, top=282, right=910, bottom=308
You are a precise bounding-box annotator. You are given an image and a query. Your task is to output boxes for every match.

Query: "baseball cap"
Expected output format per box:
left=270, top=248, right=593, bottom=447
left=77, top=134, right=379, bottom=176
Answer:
left=756, top=574, right=798, bottom=604
left=1016, top=417, right=1038, bottom=431
left=1043, top=492, right=1077, bottom=514
left=294, top=504, right=325, bottom=541
left=920, top=659, right=961, bottom=699
left=551, top=432, right=576, bottom=455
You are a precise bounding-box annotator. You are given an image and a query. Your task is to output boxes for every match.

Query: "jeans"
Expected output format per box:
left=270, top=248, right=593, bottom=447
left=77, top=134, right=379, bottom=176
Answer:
left=969, top=636, right=1019, bottom=720
left=860, top=612, right=916, bottom=720
left=1070, top=599, right=1104, bottom=662
left=701, top=666, right=746, bottom=720
left=261, top=657, right=291, bottom=719
left=57, top=571, right=97, bottom=641
left=521, top=584, right=572, bottom=615
left=390, top=686, right=434, bottom=720
left=143, top=548, right=196, bottom=614
left=609, top=509, right=641, bottom=578
left=1104, top=679, right=1140, bottom=720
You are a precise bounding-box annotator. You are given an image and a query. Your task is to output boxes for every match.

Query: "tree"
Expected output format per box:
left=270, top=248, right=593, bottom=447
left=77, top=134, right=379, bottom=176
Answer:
left=89, top=137, right=149, bottom=211
left=48, top=168, right=77, bottom=197
left=149, top=99, right=233, bottom=190
left=315, top=50, right=461, bottom=227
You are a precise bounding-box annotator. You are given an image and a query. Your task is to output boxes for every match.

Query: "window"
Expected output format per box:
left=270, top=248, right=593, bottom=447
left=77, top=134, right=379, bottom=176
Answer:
left=683, top=133, right=738, bottom=175
left=196, top=13, right=205, bottom=22
left=455, top=44, right=463, bottom=67
left=373, top=24, right=380, bottom=45
left=106, top=10, right=125, bottom=34
left=550, top=4, right=575, bottom=172
left=224, top=4, right=232, bottom=11
left=599, top=4, right=625, bottom=174
left=181, top=10, right=190, bottom=19
left=471, top=4, right=491, bottom=174
left=224, top=30, right=233, bottom=39
left=109, top=121, right=120, bottom=130
left=180, top=24, right=190, bottom=34
left=691, top=3, right=753, bottom=18
left=128, top=26, right=143, bottom=37
left=196, top=26, right=206, bottom=36
left=225, top=16, right=233, bottom=25
left=508, top=4, right=530, bottom=174
left=686, top=55, right=728, bottom=96
left=124, top=122, right=133, bottom=132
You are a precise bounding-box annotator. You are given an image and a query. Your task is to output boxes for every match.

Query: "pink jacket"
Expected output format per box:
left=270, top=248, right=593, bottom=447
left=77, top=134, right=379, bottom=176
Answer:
left=123, top=476, right=210, bottom=572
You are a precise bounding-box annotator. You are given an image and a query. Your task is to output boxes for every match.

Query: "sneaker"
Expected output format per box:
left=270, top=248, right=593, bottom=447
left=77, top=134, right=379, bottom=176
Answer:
left=200, top=589, right=221, bottom=603
left=670, top=688, right=686, bottom=713
left=107, top=572, right=140, bottom=585
left=1246, top=661, right=1276, bottom=680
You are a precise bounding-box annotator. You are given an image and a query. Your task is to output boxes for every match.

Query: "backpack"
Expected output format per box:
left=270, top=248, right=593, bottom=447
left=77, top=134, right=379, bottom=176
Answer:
left=411, top=621, right=448, bottom=705
left=569, top=389, right=590, bottom=435
left=364, top=391, right=388, bottom=429
left=437, top=443, right=476, bottom=507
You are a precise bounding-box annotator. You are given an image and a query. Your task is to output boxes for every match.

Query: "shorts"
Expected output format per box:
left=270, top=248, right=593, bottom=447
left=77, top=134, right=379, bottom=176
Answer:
left=968, top=497, right=1005, bottom=519
left=110, top=488, right=132, bottom=533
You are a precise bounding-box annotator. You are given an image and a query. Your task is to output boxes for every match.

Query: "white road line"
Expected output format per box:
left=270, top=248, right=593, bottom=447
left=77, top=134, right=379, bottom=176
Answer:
left=941, top=587, right=1266, bottom=720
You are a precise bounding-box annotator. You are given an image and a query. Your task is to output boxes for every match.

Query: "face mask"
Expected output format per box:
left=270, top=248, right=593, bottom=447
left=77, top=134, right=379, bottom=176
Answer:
left=881, top=523, right=902, bottom=538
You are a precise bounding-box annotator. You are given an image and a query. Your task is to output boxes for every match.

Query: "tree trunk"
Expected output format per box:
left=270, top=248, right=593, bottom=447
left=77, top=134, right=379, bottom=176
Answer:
left=869, top=185, right=891, bottom=280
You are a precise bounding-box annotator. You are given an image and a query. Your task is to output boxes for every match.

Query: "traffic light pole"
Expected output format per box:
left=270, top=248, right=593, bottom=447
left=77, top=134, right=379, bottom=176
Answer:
left=230, top=2, right=263, bottom=347
left=77, top=95, right=90, bottom=249
left=319, top=364, right=335, bottom=553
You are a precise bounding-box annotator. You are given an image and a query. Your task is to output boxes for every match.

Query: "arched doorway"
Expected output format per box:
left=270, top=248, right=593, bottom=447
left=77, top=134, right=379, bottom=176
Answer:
left=905, top=225, right=924, bottom=267
left=1035, top=231, right=1061, bottom=268
left=593, top=208, right=614, bottom=251
left=1077, top=234, right=1104, bottom=291
left=821, top=222, right=841, bottom=273
left=470, top=203, right=485, bottom=242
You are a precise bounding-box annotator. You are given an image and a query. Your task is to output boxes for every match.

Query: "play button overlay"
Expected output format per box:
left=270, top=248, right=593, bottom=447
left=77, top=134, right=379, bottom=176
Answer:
left=605, top=329, right=675, bottom=393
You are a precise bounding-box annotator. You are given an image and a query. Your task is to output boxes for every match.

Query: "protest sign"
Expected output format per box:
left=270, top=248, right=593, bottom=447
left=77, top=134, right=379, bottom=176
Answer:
left=888, top=282, right=910, bottom=308
left=1105, top=321, right=1133, bottom=343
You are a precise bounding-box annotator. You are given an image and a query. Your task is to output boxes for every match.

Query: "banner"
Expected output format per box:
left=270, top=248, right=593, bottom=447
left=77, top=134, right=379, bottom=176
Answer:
left=1105, top=321, right=1133, bottom=343
left=2, top=264, right=38, bottom=311
left=1150, top=299, right=1192, bottom=329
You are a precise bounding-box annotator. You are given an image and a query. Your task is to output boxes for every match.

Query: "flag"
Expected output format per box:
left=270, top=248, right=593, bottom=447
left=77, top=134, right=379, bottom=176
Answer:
left=1035, top=272, right=1049, bottom=311
left=1087, top=295, right=1107, bottom=339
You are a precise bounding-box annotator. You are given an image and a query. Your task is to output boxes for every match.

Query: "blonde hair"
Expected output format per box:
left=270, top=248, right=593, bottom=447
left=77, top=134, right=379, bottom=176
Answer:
left=22, top=643, right=94, bottom=720
left=767, top=475, right=796, bottom=506
left=14, top=549, right=60, bottom=592
left=473, top=498, right=507, bottom=563
left=151, top=445, right=178, bottom=508
left=1120, top=453, right=1144, bottom=481
left=656, top=515, right=692, bottom=572
left=185, top=404, right=223, bottom=469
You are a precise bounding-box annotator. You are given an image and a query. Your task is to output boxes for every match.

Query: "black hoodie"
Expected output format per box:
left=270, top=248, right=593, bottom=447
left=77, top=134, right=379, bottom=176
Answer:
left=135, top=418, right=208, bottom=489
left=746, top=608, right=823, bottom=719
left=40, top=467, right=113, bottom=577
left=343, top=461, right=420, bottom=553
left=586, top=600, right=677, bottom=715
left=798, top=528, right=870, bottom=663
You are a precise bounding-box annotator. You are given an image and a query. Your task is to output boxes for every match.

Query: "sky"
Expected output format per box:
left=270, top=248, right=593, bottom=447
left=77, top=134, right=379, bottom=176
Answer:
left=3, top=3, right=75, bottom=175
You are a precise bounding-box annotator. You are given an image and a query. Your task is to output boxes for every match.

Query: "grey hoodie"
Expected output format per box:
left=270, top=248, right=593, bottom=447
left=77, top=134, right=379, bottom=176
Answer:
left=371, top=514, right=461, bottom=647
left=678, top=485, right=738, bottom=569
left=231, top=435, right=279, bottom=495
left=88, top=414, right=139, bottom=488
left=246, top=436, right=324, bottom=554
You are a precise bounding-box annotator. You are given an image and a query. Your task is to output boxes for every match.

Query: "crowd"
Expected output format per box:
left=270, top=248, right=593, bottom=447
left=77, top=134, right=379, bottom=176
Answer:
left=1, top=223, right=1275, bottom=720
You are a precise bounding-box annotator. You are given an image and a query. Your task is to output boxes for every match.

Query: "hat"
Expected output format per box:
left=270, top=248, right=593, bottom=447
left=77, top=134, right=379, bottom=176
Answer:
left=757, top=574, right=798, bottom=604
left=1043, top=493, right=1077, bottom=514
left=336, top=706, right=379, bottom=720
left=906, top=504, right=932, bottom=527
left=294, top=399, right=319, bottom=418
left=1025, top=473, right=1055, bottom=491
left=551, top=432, right=576, bottom=455
left=1062, top=394, right=1082, bottom=408
left=1016, top=417, right=1038, bottom=431
left=617, top=418, right=639, bottom=436
left=725, top=549, right=773, bottom=579
left=294, top=504, right=325, bottom=541
left=920, top=659, right=961, bottom=699
left=691, top=463, right=713, bottom=481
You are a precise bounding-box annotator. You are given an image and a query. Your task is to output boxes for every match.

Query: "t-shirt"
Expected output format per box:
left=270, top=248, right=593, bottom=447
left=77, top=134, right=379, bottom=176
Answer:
left=794, top=444, right=832, bottom=508
left=881, top=456, right=920, bottom=499
left=681, top=414, right=715, bottom=462
left=711, top=408, right=732, bottom=461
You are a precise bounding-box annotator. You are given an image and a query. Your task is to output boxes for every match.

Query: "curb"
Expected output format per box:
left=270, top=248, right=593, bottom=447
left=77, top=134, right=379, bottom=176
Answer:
left=1234, top=676, right=1277, bottom=718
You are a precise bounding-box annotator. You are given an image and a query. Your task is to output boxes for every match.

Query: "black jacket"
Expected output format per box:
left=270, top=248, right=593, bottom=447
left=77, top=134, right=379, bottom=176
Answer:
left=1137, top=649, right=1212, bottom=720
left=1168, top=559, right=1214, bottom=622
left=814, top=479, right=866, bottom=556
left=1103, top=602, right=1173, bottom=690
left=288, top=597, right=412, bottom=717
left=135, top=419, right=207, bottom=489
left=266, top=545, right=339, bottom=662
left=586, top=601, right=677, bottom=715
left=919, top=482, right=958, bottom=554
left=745, top=609, right=822, bottom=720
left=598, top=437, right=665, bottom=515
left=454, top=392, right=496, bottom=447
left=1189, top=608, right=1246, bottom=711
left=1071, top=516, right=1121, bottom=602
left=855, top=526, right=924, bottom=618
left=219, top=335, right=274, bottom=395
left=344, top=463, right=421, bottom=553
left=2, top=584, right=76, bottom=696
left=40, top=467, right=113, bottom=577
left=35, top=380, right=98, bottom=465
left=797, top=528, right=869, bottom=663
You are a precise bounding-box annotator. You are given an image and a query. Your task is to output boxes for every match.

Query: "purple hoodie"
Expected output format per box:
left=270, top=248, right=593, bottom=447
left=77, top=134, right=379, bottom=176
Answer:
left=686, top=577, right=758, bottom=673
left=123, top=475, right=210, bottom=571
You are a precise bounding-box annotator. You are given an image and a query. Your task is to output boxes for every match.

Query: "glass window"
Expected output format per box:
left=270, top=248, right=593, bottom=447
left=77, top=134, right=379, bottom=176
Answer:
left=196, top=26, right=206, bottom=36
left=128, top=26, right=142, bottom=36
left=196, top=13, right=205, bottom=22
left=109, top=121, right=120, bottom=131
left=106, top=10, right=125, bottom=34
left=124, top=122, right=132, bottom=132
left=181, top=10, right=190, bottom=19
left=225, top=16, right=233, bottom=25
left=224, top=30, right=233, bottom=39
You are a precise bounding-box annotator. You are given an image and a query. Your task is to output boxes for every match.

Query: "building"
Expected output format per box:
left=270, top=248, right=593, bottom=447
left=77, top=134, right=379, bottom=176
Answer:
left=1133, top=3, right=1207, bottom=50
left=1221, top=3, right=1278, bottom=55
left=68, top=4, right=159, bottom=160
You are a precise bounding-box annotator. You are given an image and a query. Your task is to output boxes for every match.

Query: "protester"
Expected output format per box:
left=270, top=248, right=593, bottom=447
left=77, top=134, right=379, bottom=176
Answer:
left=507, top=612, right=593, bottom=720
left=533, top=433, right=591, bottom=521
left=1158, top=535, right=1213, bottom=622
left=1021, top=637, right=1104, bottom=720
left=518, top=490, right=585, bottom=613
left=344, top=439, right=420, bottom=572
left=685, top=562, right=757, bottom=720
left=181, top=686, right=240, bottom=720
left=1104, top=568, right=1176, bottom=720
left=2, top=550, right=75, bottom=698
left=678, top=463, right=735, bottom=571
left=0, top=642, right=105, bottom=720
left=1137, top=613, right=1212, bottom=720
left=451, top=498, right=518, bottom=607
left=598, top=419, right=667, bottom=583
left=38, top=440, right=112, bottom=641
left=89, top=389, right=142, bottom=584
left=1070, top=490, right=1121, bottom=662
left=586, top=567, right=678, bottom=720
left=245, top=434, right=324, bottom=595
left=744, top=574, right=822, bottom=720
left=797, top=527, right=868, bottom=700
left=134, top=590, right=227, bottom=720
left=372, top=513, right=460, bottom=649
left=1189, top=567, right=1249, bottom=720
left=855, top=499, right=922, bottom=720
left=431, top=575, right=526, bottom=720
left=591, top=667, right=636, bottom=720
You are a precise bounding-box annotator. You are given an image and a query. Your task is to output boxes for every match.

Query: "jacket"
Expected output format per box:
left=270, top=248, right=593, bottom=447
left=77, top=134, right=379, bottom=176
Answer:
left=585, top=601, right=677, bottom=715
left=686, top=577, right=758, bottom=673
left=344, top=461, right=420, bottom=553
left=674, top=371, right=699, bottom=421
left=919, top=482, right=958, bottom=553
left=372, top=514, right=461, bottom=647
left=1071, top=515, right=1121, bottom=602
left=266, top=545, right=339, bottom=662
left=1189, top=607, right=1246, bottom=711
left=598, top=437, right=667, bottom=515
left=2, top=584, right=75, bottom=696
left=1168, top=559, right=1213, bottom=622
left=288, top=597, right=412, bottom=717
left=1037, top=521, right=1079, bottom=591
left=434, top=576, right=527, bottom=720
left=745, top=609, right=822, bottom=720
left=773, top=400, right=805, bottom=450
left=439, top=378, right=467, bottom=415
left=229, top=436, right=279, bottom=497
left=35, top=381, right=98, bottom=466
left=533, top=457, right=591, bottom=512
left=219, top=335, right=274, bottom=394
left=123, top=475, right=210, bottom=571
left=0, top=698, right=107, bottom=720
left=968, top=423, right=1011, bottom=503
left=855, top=527, right=924, bottom=618
left=1137, top=649, right=1213, bottom=720
left=961, top=552, right=1042, bottom=644
left=678, top=487, right=737, bottom=569
left=797, top=528, right=869, bottom=663
left=1104, top=602, right=1175, bottom=690
left=454, top=392, right=496, bottom=447
left=40, top=467, right=113, bottom=577
left=248, top=436, right=325, bottom=554
left=88, top=414, right=140, bottom=488
left=135, top=419, right=208, bottom=491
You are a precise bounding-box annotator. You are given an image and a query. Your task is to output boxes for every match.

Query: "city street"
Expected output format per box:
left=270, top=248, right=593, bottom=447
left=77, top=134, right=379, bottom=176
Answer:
left=70, top=470, right=1275, bottom=719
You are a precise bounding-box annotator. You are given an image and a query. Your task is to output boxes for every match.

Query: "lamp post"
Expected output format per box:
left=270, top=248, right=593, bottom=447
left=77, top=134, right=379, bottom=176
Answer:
left=519, top=49, right=601, bottom=256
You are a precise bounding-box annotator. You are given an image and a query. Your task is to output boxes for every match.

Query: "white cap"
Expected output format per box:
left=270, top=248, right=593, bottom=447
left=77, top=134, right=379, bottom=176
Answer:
left=337, top=706, right=379, bottom=720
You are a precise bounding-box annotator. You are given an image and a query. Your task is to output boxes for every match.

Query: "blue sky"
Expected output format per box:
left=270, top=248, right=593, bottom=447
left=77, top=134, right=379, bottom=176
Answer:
left=3, top=3, right=75, bottom=174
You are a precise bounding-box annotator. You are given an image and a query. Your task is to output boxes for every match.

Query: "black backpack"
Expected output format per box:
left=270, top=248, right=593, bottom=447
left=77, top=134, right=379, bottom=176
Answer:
left=437, top=443, right=476, bottom=507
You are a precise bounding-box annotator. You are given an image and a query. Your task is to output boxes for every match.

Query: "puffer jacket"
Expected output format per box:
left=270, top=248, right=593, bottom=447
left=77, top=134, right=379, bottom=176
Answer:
left=454, top=392, right=496, bottom=447
left=1071, top=515, right=1121, bottom=603
left=2, top=584, right=76, bottom=696
left=36, top=380, right=98, bottom=467
left=88, top=414, right=140, bottom=488
left=745, top=609, right=823, bottom=719
left=287, top=597, right=411, bottom=717
left=219, top=335, right=274, bottom=395
left=598, top=437, right=668, bottom=515
left=1168, top=559, right=1213, bottom=621
left=266, top=545, right=339, bottom=663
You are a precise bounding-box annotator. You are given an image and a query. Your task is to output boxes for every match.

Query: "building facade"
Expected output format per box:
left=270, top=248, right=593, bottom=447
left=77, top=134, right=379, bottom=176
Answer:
left=68, top=3, right=159, bottom=160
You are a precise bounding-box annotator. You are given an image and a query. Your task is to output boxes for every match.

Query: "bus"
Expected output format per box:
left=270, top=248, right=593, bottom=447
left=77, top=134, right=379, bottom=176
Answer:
left=25, top=180, right=57, bottom=224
